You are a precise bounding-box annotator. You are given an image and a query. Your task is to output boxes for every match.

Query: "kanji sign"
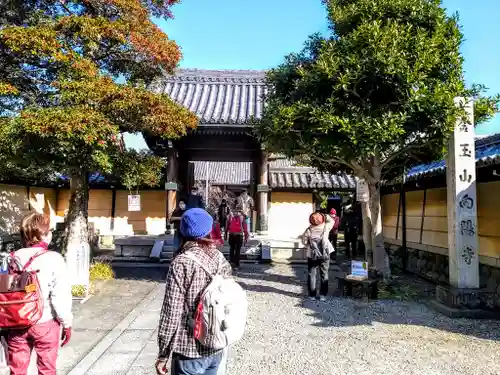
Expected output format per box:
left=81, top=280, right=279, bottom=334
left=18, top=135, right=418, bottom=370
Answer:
left=128, top=195, right=141, bottom=212
left=447, top=97, right=479, bottom=288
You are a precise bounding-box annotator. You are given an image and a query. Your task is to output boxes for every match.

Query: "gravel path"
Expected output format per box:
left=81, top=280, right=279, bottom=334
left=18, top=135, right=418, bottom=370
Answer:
left=229, top=263, right=500, bottom=375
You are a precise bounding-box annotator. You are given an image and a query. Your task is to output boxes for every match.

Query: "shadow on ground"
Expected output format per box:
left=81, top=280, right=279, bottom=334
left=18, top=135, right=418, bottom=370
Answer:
left=235, top=261, right=500, bottom=343
left=112, top=264, right=168, bottom=281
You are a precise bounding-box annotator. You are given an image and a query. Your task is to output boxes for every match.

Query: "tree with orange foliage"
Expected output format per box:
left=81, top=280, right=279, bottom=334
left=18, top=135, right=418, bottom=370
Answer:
left=0, top=0, right=197, bottom=264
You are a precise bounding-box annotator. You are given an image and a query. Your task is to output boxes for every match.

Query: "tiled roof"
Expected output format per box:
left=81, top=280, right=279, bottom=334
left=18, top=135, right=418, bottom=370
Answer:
left=407, top=133, right=500, bottom=180
left=192, top=161, right=252, bottom=185
left=269, top=157, right=357, bottom=190
left=269, top=158, right=309, bottom=169
left=56, top=172, right=108, bottom=184
left=269, top=170, right=356, bottom=190
left=153, top=69, right=267, bottom=125
left=191, top=158, right=357, bottom=190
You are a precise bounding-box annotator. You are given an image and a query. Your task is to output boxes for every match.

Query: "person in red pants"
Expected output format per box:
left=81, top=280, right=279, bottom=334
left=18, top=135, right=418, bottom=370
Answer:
left=7, top=213, right=73, bottom=375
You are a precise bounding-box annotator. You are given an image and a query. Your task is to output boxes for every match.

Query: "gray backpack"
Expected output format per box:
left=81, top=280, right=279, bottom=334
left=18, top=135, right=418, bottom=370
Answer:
left=308, top=226, right=331, bottom=261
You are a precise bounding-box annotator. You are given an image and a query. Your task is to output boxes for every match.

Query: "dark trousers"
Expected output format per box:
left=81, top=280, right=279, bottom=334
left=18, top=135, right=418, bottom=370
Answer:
left=328, top=233, right=338, bottom=261
left=307, top=258, right=330, bottom=297
left=345, top=231, right=358, bottom=259
left=228, top=233, right=243, bottom=267
left=328, top=233, right=338, bottom=250
left=219, top=218, right=227, bottom=233
left=171, top=352, right=223, bottom=375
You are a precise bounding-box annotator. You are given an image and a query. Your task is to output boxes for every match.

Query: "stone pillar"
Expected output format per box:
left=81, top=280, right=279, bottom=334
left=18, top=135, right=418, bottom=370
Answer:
left=257, top=149, right=269, bottom=233
left=165, top=144, right=178, bottom=232
left=446, top=97, right=479, bottom=289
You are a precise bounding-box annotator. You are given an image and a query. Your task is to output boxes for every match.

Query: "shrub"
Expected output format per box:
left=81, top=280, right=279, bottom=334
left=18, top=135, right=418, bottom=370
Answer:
left=72, top=285, right=87, bottom=298
left=89, top=261, right=115, bottom=281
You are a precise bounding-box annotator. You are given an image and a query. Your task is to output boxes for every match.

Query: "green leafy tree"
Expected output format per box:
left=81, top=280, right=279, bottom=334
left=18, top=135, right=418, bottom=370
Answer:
left=255, top=0, right=499, bottom=276
left=0, top=0, right=197, bottom=258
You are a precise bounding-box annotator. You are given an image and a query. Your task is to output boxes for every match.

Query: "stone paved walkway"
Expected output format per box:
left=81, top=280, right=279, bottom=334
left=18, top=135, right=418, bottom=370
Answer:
left=27, top=264, right=500, bottom=375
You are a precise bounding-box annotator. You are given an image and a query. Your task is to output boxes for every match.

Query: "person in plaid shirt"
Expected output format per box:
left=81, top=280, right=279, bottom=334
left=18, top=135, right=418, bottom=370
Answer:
left=156, top=208, right=232, bottom=375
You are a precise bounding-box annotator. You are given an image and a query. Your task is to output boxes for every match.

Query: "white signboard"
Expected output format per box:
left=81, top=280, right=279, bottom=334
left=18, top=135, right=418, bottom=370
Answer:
left=356, top=179, right=369, bottom=202
left=128, top=195, right=141, bottom=212
left=351, top=260, right=368, bottom=278
left=67, top=242, right=90, bottom=288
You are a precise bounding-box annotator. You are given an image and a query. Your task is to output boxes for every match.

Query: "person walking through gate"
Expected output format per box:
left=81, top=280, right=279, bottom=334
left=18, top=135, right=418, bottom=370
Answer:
left=224, top=207, right=248, bottom=270
left=6, top=213, right=73, bottom=375
left=301, top=212, right=334, bottom=301
left=327, top=208, right=340, bottom=259
left=210, top=213, right=224, bottom=248
left=171, top=199, right=188, bottom=252
left=236, top=189, right=254, bottom=234
left=342, top=205, right=360, bottom=260
left=187, top=186, right=205, bottom=210
left=156, top=208, right=232, bottom=375
left=217, top=199, right=230, bottom=234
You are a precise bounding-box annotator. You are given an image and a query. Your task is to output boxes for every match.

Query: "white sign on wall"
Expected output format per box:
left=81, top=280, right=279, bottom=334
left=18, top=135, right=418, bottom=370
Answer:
left=128, top=195, right=141, bottom=212
left=356, top=179, right=369, bottom=202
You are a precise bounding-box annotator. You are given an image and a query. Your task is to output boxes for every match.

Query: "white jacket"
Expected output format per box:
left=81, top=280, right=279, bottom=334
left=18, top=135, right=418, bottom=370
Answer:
left=14, top=248, right=73, bottom=328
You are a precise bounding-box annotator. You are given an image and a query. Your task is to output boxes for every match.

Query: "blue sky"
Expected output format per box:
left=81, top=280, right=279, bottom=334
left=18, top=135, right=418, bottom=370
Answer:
left=154, top=0, right=500, bottom=135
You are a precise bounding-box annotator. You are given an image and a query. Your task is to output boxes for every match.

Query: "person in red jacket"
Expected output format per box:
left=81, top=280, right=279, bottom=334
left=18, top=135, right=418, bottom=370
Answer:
left=328, top=208, right=340, bottom=252
left=210, top=214, right=224, bottom=248
left=224, top=207, right=248, bottom=269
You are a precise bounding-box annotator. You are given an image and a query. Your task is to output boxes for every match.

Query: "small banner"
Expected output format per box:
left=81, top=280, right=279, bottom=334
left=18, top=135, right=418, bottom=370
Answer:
left=356, top=179, right=369, bottom=202
left=128, top=194, right=141, bottom=212
left=351, top=260, right=368, bottom=278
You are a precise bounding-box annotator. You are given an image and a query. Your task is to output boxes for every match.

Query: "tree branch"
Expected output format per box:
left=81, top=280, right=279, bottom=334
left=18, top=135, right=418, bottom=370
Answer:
left=381, top=143, right=429, bottom=168
left=350, top=159, right=377, bottom=184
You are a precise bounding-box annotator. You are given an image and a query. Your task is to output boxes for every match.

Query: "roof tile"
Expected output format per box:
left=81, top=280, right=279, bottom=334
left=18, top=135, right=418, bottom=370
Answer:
left=407, top=133, right=500, bottom=180
left=158, top=69, right=267, bottom=125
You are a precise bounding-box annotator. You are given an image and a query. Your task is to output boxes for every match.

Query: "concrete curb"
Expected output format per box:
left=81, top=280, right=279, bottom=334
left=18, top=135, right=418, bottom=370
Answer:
left=67, top=284, right=163, bottom=375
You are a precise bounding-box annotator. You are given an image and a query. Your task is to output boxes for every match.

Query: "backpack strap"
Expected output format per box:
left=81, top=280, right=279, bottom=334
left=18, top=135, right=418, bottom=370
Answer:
left=22, top=250, right=48, bottom=272
left=184, top=252, right=217, bottom=278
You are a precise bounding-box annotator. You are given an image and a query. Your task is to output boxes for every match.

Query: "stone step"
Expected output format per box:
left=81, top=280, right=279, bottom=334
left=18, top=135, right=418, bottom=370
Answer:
left=96, top=249, right=261, bottom=264
left=159, top=246, right=260, bottom=261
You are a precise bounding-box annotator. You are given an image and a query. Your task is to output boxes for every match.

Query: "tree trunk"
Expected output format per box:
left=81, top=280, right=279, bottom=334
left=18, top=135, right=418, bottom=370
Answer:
left=361, top=201, right=373, bottom=263
left=368, top=179, right=391, bottom=277
left=63, top=170, right=90, bottom=286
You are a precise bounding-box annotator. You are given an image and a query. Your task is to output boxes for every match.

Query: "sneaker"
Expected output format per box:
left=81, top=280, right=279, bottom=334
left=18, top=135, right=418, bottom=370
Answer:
left=319, top=296, right=327, bottom=302
left=308, top=296, right=316, bottom=302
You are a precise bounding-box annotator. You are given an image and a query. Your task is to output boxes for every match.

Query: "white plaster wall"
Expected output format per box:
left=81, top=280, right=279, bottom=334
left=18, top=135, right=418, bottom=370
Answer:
left=268, top=192, right=314, bottom=240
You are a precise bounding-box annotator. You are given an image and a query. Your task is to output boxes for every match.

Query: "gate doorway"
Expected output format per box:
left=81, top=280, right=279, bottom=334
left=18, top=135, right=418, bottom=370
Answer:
left=189, top=161, right=253, bottom=217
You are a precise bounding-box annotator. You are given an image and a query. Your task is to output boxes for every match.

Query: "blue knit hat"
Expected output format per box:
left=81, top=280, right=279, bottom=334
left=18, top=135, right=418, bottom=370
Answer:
left=180, top=208, right=213, bottom=239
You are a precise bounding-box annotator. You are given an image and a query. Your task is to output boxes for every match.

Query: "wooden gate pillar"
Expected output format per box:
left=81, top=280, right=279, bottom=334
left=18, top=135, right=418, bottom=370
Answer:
left=257, top=149, right=269, bottom=233
left=165, top=142, right=179, bottom=231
